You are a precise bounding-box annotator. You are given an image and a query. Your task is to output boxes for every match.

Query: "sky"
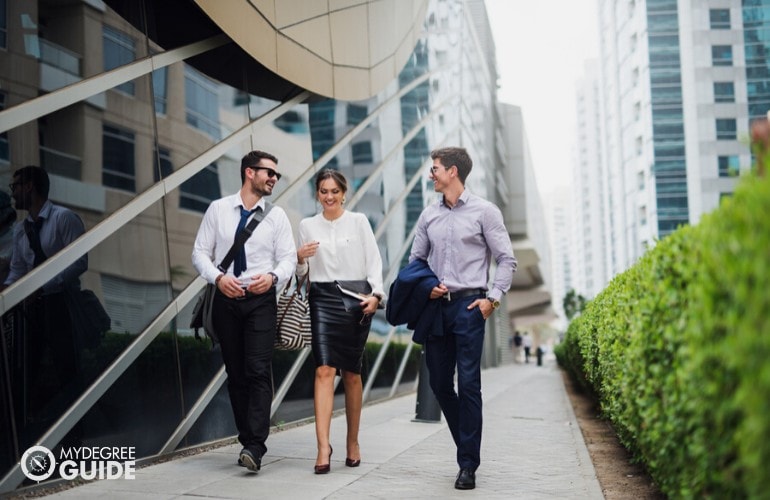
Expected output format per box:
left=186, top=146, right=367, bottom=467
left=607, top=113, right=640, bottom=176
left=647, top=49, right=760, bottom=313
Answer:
left=485, top=0, right=599, bottom=196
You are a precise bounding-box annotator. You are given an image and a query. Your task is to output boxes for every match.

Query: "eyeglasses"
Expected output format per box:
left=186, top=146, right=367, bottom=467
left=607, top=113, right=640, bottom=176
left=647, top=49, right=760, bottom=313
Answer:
left=430, top=165, right=450, bottom=174
left=250, top=166, right=282, bottom=181
left=8, top=181, right=22, bottom=191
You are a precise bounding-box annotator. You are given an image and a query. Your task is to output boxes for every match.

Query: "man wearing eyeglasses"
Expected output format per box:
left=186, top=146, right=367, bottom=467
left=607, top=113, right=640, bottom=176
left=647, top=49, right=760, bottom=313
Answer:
left=408, top=147, right=517, bottom=490
left=192, top=150, right=296, bottom=473
left=2, top=165, right=88, bottom=436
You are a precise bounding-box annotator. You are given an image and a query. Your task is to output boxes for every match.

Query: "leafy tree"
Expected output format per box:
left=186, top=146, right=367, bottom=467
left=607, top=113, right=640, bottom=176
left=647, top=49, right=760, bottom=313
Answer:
left=562, top=288, right=587, bottom=320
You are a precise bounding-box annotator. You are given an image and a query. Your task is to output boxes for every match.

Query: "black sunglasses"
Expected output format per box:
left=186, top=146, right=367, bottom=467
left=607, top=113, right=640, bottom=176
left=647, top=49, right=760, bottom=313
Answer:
left=250, top=166, right=282, bottom=181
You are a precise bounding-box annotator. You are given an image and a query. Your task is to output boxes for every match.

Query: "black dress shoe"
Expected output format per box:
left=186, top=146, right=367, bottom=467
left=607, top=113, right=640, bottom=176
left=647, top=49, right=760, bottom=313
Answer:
left=454, top=468, right=476, bottom=490
left=239, top=448, right=261, bottom=472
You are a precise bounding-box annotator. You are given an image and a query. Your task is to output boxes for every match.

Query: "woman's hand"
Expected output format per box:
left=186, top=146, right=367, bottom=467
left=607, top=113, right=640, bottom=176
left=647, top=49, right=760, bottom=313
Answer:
left=361, top=296, right=379, bottom=315
left=297, top=241, right=319, bottom=264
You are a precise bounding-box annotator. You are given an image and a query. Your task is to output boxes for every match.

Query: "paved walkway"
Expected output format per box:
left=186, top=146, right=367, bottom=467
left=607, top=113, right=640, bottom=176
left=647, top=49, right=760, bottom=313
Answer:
left=44, top=359, right=603, bottom=499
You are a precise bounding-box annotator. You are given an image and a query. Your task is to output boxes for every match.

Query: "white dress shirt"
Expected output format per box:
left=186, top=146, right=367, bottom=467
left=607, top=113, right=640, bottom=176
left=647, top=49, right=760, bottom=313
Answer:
left=191, top=193, right=297, bottom=288
left=296, top=211, right=386, bottom=301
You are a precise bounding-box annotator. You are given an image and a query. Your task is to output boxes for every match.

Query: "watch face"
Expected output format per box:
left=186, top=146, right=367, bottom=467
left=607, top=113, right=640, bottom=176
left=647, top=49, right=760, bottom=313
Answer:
left=21, top=446, right=56, bottom=482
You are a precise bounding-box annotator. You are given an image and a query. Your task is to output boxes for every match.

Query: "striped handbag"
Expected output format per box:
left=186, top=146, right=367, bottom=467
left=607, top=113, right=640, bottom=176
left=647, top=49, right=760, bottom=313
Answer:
left=275, top=272, right=311, bottom=350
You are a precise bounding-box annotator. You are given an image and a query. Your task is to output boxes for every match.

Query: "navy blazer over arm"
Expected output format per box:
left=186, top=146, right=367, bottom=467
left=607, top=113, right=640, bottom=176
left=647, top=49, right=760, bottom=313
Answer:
left=386, top=259, right=442, bottom=344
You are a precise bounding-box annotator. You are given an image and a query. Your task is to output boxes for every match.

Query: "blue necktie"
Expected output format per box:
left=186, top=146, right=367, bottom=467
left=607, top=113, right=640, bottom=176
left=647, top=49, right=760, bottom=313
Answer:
left=234, top=207, right=256, bottom=277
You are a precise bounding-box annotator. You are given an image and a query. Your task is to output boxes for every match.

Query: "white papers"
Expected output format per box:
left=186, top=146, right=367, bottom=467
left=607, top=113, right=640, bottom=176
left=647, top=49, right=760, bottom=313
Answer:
left=336, top=284, right=369, bottom=301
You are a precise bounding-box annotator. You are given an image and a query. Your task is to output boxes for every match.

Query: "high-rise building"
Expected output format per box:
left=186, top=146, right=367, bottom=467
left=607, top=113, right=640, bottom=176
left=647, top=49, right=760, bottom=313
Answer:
left=581, top=0, right=762, bottom=284
left=573, top=60, right=609, bottom=299
left=547, top=189, right=574, bottom=327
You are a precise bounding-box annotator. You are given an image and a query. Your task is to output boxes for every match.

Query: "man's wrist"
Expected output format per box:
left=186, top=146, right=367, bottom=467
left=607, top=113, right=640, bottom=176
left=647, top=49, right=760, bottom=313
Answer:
left=215, top=273, right=224, bottom=287
left=268, top=272, right=278, bottom=287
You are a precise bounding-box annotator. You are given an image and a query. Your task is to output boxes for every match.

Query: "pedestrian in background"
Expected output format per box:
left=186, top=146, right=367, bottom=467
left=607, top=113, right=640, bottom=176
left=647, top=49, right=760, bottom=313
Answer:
left=522, top=331, right=533, bottom=363
left=192, top=150, right=297, bottom=472
left=295, top=169, right=385, bottom=474
left=512, top=330, right=523, bottom=363
left=407, top=147, right=517, bottom=490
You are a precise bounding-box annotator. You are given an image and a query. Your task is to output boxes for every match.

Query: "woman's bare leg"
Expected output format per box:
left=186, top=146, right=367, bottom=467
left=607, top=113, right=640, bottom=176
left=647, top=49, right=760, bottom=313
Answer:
left=314, top=365, right=336, bottom=465
left=342, top=370, right=363, bottom=461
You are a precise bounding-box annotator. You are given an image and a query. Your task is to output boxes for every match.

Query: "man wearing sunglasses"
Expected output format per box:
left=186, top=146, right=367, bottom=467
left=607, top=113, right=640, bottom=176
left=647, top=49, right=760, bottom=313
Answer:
left=192, top=150, right=297, bottom=473
left=408, top=147, right=517, bottom=490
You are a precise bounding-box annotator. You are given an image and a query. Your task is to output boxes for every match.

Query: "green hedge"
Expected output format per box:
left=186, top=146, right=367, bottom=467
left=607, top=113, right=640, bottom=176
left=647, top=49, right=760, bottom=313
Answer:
left=556, top=171, right=770, bottom=498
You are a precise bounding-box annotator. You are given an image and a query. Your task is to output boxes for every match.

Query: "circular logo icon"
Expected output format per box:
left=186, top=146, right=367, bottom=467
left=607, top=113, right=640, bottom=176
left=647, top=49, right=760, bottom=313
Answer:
left=21, top=445, right=56, bottom=482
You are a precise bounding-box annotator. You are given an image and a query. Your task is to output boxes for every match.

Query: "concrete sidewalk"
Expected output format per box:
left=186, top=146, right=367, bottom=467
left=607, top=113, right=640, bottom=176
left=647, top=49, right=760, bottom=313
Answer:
left=44, top=360, right=603, bottom=499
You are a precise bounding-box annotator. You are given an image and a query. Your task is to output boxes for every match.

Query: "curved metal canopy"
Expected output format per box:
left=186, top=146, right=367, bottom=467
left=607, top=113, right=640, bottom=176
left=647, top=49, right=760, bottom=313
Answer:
left=105, top=0, right=428, bottom=102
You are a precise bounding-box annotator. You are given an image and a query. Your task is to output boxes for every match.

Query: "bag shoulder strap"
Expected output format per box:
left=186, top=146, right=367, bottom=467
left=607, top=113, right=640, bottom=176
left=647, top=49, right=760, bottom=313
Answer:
left=217, top=202, right=274, bottom=273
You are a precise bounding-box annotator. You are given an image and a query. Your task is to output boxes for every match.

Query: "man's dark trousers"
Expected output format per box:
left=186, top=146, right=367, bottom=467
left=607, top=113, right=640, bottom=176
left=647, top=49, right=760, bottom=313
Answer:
left=213, top=289, right=276, bottom=458
left=424, top=295, right=485, bottom=471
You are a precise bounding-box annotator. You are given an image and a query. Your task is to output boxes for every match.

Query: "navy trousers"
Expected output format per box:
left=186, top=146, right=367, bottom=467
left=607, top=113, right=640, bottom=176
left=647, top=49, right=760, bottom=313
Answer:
left=424, top=294, right=486, bottom=471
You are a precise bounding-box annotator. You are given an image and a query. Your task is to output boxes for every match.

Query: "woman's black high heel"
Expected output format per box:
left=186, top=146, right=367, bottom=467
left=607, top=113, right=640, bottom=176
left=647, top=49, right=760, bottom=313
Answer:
left=314, top=446, right=333, bottom=474
left=345, top=458, right=361, bottom=467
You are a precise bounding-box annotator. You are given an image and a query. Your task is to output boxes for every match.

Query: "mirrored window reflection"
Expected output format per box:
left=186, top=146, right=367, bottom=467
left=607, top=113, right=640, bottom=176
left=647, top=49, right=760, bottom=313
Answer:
left=152, top=67, right=168, bottom=116
left=180, top=164, right=221, bottom=213
left=185, top=67, right=221, bottom=140
left=103, top=25, right=136, bottom=95
left=73, top=319, right=183, bottom=459
left=0, top=0, right=6, bottom=49
left=269, top=353, right=316, bottom=425
left=181, top=384, right=235, bottom=449
left=102, top=124, right=136, bottom=191
left=92, top=206, right=174, bottom=336
left=154, top=147, right=173, bottom=182
left=2, top=195, right=173, bottom=452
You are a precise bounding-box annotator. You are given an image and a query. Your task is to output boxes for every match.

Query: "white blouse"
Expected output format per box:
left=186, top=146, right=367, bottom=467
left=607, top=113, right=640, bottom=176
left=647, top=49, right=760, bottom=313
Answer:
left=297, top=211, right=386, bottom=301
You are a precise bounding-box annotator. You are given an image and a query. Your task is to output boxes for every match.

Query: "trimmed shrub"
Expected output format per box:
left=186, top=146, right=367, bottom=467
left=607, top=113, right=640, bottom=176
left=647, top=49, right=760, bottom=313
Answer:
left=557, top=171, right=770, bottom=498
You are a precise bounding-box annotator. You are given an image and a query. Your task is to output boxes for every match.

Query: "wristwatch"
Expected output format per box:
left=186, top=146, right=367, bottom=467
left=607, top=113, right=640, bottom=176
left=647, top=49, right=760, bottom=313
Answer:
left=268, top=272, right=278, bottom=287
left=487, top=297, right=501, bottom=310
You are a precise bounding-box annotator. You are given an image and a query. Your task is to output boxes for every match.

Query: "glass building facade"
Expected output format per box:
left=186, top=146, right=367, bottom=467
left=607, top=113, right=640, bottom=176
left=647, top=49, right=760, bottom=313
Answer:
left=646, top=0, right=689, bottom=236
left=743, top=0, right=770, bottom=122
left=0, top=0, right=514, bottom=492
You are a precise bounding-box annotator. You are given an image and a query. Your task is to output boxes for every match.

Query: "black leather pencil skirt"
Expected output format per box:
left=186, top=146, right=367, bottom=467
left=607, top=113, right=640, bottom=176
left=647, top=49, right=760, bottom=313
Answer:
left=309, top=281, right=371, bottom=374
